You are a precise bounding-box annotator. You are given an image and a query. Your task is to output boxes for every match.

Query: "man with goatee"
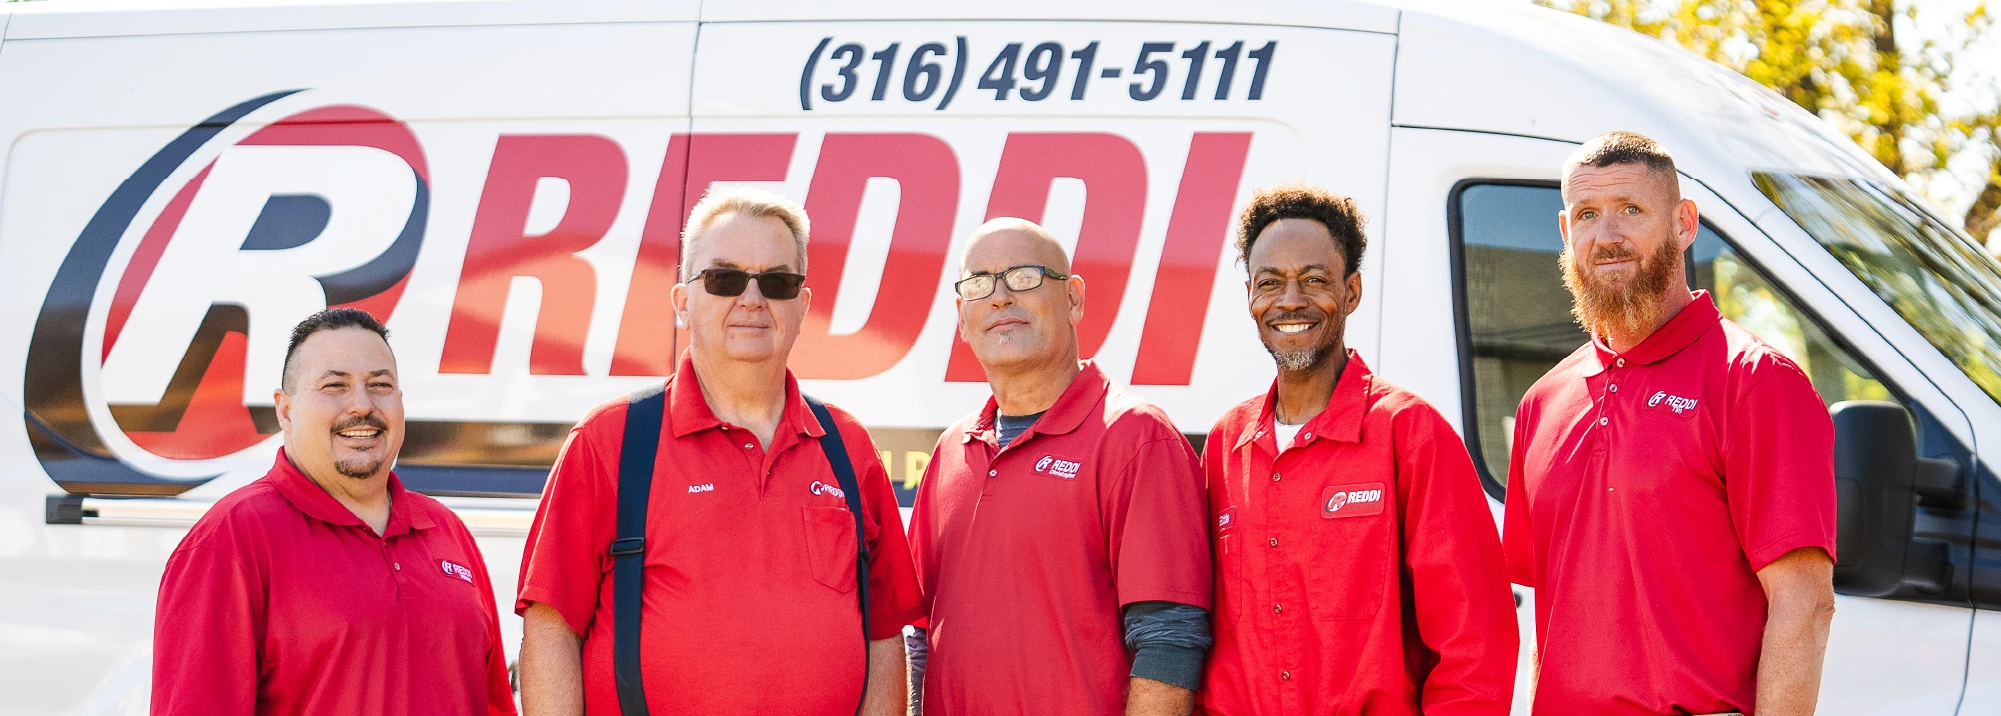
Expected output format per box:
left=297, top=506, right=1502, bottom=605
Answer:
left=1504, top=131, right=1837, bottom=716
left=1198, top=183, right=1517, bottom=716
left=153, top=308, right=514, bottom=716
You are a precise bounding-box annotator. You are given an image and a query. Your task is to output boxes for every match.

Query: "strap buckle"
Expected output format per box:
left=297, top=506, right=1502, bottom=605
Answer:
left=609, top=537, right=646, bottom=556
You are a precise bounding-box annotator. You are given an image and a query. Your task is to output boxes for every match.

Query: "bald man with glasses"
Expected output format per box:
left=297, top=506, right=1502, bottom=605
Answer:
left=906, top=218, right=1214, bottom=716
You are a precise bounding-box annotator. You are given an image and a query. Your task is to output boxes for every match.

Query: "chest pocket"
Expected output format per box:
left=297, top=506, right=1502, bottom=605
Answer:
left=1619, top=387, right=1722, bottom=497
left=1304, top=483, right=1394, bottom=622
left=803, top=507, right=858, bottom=593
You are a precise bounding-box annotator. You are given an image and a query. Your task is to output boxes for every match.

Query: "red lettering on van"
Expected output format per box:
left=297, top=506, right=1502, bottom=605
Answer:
left=440, top=134, right=628, bottom=375
left=793, top=133, right=960, bottom=379
left=946, top=132, right=1147, bottom=382
left=1132, top=132, right=1251, bottom=385
left=610, top=133, right=797, bottom=376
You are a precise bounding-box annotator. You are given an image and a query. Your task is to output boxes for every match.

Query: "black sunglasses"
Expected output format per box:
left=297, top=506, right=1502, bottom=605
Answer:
left=692, top=268, right=807, bottom=300
left=954, top=265, right=1070, bottom=301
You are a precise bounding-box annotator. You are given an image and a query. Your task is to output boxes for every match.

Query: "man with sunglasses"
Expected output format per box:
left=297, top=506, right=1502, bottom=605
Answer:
left=906, top=218, right=1213, bottom=716
left=515, top=188, right=924, bottom=715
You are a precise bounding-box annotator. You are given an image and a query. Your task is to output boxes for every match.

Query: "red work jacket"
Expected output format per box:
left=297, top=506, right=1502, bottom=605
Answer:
left=1200, top=352, right=1517, bottom=716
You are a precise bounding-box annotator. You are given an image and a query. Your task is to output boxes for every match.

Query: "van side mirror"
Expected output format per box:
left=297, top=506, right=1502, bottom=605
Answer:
left=1830, top=401, right=1959, bottom=597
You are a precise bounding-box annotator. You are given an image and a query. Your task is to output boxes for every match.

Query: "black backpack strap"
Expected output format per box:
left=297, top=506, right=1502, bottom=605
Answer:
left=803, top=394, right=872, bottom=716
left=612, top=383, right=666, bottom=716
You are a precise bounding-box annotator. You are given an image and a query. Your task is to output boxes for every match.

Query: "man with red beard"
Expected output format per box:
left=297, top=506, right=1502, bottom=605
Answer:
left=1198, top=183, right=1517, bottom=715
left=1504, top=132, right=1837, bottom=716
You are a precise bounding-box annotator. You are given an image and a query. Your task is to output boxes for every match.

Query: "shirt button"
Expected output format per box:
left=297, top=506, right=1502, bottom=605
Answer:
left=1302, top=432, right=1312, bottom=440
left=1610, top=384, right=1619, bottom=393
left=743, top=443, right=753, bottom=449
left=393, top=562, right=401, bottom=571
left=1269, top=537, right=1279, bottom=547
left=1281, top=671, right=1292, bottom=681
left=989, top=470, right=998, bottom=477
left=1598, top=417, right=1609, bottom=426
left=1273, top=603, right=1283, bottom=614
left=1617, top=358, right=1627, bottom=367
left=1271, top=472, right=1281, bottom=482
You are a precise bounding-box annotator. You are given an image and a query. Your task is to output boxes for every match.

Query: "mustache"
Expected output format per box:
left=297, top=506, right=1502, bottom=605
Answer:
left=1263, top=309, right=1323, bottom=325
left=1588, top=244, right=1639, bottom=263
left=331, top=415, right=388, bottom=433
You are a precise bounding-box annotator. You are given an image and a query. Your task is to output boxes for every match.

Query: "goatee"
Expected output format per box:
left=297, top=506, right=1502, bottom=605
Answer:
left=1561, top=237, right=1681, bottom=339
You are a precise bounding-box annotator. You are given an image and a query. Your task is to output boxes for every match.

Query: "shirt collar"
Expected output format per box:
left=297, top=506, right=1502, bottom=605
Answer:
left=267, top=447, right=430, bottom=536
left=963, top=360, right=1110, bottom=445
left=1237, top=349, right=1373, bottom=451
left=668, top=352, right=824, bottom=440
left=1582, top=290, right=1721, bottom=377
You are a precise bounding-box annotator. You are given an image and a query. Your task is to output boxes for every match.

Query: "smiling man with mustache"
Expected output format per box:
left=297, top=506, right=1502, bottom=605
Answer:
left=153, top=308, right=514, bottom=716
left=1197, top=184, right=1517, bottom=716
left=1504, top=132, right=1837, bottom=716
left=907, top=218, right=1213, bottom=716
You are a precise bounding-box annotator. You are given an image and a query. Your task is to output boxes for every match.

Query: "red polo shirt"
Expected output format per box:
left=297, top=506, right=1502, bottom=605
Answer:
left=152, top=449, right=514, bottom=716
left=515, top=354, right=923, bottom=714
left=909, top=360, right=1212, bottom=716
left=1198, top=351, right=1517, bottom=716
left=1503, top=291, right=1837, bottom=715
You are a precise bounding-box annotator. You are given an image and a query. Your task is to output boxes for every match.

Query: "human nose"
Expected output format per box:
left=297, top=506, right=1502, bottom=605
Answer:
left=343, top=383, right=377, bottom=415
left=1275, top=278, right=1309, bottom=310
left=736, top=279, right=770, bottom=309
left=986, top=280, right=1017, bottom=307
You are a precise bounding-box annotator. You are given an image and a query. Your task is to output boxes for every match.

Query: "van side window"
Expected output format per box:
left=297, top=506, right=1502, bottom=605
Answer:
left=1453, top=182, right=1889, bottom=490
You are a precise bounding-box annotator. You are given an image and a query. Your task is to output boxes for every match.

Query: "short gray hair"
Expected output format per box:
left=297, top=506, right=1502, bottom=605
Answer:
left=681, top=187, right=810, bottom=280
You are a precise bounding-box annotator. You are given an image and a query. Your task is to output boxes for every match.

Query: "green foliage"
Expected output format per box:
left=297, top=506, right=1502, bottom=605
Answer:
left=1541, top=0, right=2001, bottom=247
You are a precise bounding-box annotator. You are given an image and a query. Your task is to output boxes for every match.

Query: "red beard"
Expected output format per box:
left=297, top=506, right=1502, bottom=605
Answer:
left=1560, top=237, right=1681, bottom=339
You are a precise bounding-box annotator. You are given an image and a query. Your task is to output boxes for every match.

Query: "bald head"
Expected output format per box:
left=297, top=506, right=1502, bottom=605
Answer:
left=954, top=216, right=1086, bottom=380
left=961, top=217, right=1071, bottom=277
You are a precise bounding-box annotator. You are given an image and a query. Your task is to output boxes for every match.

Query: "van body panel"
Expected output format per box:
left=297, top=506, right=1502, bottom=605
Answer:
left=1393, top=0, right=1894, bottom=185
left=2, top=0, right=699, bottom=40
left=695, top=0, right=1401, bottom=35
left=1965, top=608, right=2001, bottom=712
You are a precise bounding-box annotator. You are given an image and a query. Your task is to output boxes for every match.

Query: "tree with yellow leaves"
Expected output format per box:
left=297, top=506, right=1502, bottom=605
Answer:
left=1541, top=0, right=2001, bottom=247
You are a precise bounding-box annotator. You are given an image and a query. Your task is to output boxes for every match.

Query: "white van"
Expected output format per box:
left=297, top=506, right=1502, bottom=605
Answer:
left=2, top=0, right=1995, bottom=712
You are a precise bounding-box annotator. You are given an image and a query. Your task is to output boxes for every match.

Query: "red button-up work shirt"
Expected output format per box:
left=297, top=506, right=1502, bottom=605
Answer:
left=910, top=361, right=1212, bottom=716
left=152, top=450, right=514, bottom=716
left=515, top=354, right=923, bottom=714
left=1503, top=292, right=1836, bottom=715
left=1198, top=351, right=1518, bottom=716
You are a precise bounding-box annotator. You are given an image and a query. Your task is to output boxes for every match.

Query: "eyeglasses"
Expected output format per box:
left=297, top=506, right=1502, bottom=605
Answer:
left=954, top=265, right=1070, bottom=301
left=692, top=268, right=808, bottom=300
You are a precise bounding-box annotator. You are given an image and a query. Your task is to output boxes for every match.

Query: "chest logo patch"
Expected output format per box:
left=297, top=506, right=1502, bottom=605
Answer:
left=439, top=559, right=474, bottom=584
left=1034, top=455, right=1081, bottom=479
left=809, top=480, right=846, bottom=498
left=688, top=483, right=715, bottom=494
left=1321, top=483, right=1387, bottom=519
left=1646, top=390, right=1700, bottom=416
left=1217, top=507, right=1237, bottom=533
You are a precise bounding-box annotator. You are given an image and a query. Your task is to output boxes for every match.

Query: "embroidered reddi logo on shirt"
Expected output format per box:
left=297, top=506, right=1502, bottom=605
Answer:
left=809, top=480, right=846, bottom=498
left=439, top=559, right=474, bottom=584
left=1034, top=455, right=1081, bottom=479
left=1217, top=507, right=1237, bottom=533
left=1321, top=483, right=1387, bottom=519
left=1646, top=390, right=1700, bottom=416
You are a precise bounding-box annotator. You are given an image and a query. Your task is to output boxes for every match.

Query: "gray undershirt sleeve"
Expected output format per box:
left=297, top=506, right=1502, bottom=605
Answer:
left=906, top=627, right=927, bottom=714
left=1123, top=600, right=1213, bottom=691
